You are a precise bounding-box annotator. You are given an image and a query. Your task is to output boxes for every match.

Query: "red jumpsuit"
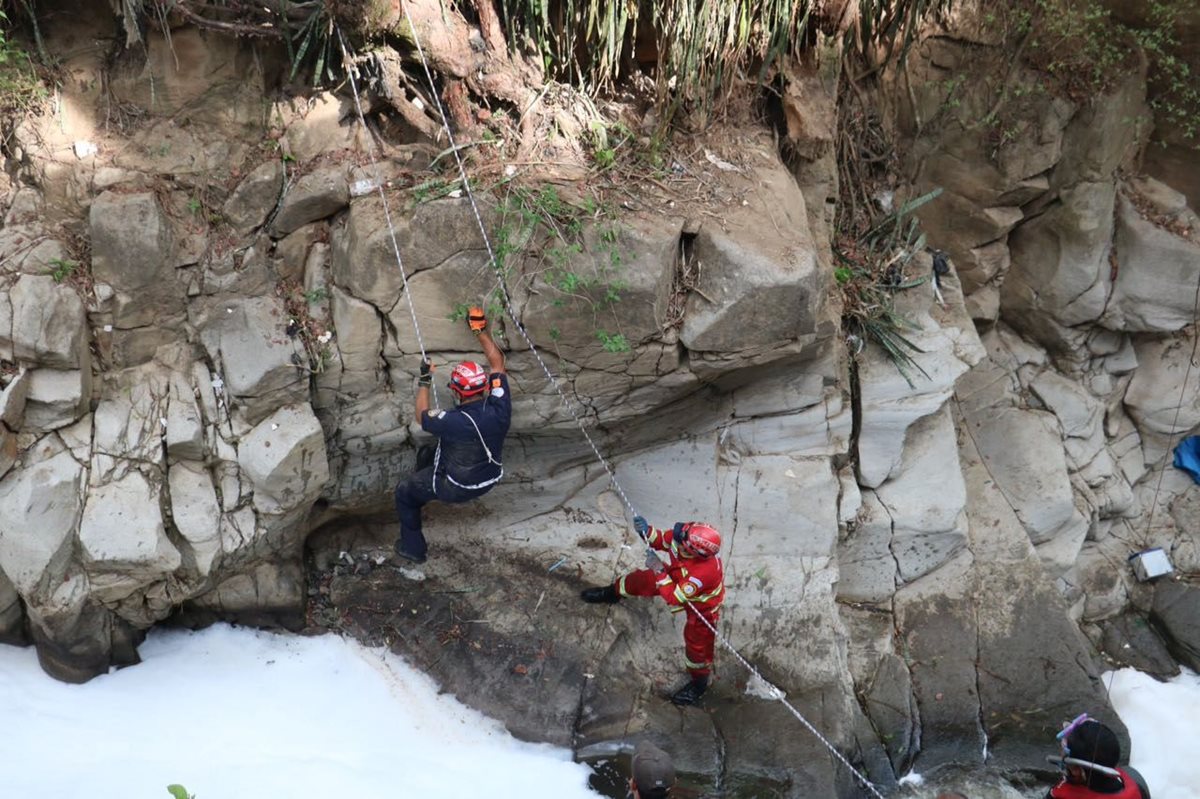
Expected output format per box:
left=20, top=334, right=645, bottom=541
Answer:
left=1047, top=768, right=1145, bottom=799
left=614, top=524, right=724, bottom=678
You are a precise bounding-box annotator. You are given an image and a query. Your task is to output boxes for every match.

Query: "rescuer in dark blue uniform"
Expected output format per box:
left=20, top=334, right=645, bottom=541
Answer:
left=393, top=307, right=511, bottom=564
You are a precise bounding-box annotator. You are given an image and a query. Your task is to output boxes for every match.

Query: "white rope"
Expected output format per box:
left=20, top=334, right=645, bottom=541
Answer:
left=394, top=3, right=638, bottom=518
left=336, top=31, right=438, bottom=408
left=681, top=602, right=888, bottom=799
left=395, top=6, right=886, bottom=796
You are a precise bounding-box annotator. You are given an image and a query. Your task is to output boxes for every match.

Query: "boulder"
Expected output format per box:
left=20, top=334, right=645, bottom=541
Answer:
left=956, top=407, right=1128, bottom=770
left=8, top=275, right=89, bottom=369
left=855, top=316, right=976, bottom=488
left=964, top=284, right=1000, bottom=323
left=22, top=368, right=91, bottom=432
left=1124, top=328, right=1200, bottom=438
left=1103, top=193, right=1200, bottom=331
left=284, top=94, right=357, bottom=162
left=236, top=403, right=330, bottom=515
left=90, top=367, right=170, bottom=482
left=0, top=427, right=14, bottom=480
left=1029, top=368, right=1106, bottom=468
left=106, top=26, right=265, bottom=130
left=865, top=654, right=917, bottom=774
left=276, top=224, right=323, bottom=282
left=79, top=470, right=180, bottom=578
left=961, top=403, right=1087, bottom=548
left=89, top=191, right=180, bottom=328
left=894, top=554, right=984, bottom=771
left=183, top=560, right=306, bottom=629
left=384, top=253, right=494, bottom=355
left=1098, top=614, right=1180, bottom=679
left=517, top=214, right=680, bottom=362
left=199, top=297, right=308, bottom=425
left=167, top=461, right=222, bottom=575
left=165, top=372, right=204, bottom=461
left=0, top=292, right=10, bottom=360
left=1002, top=182, right=1114, bottom=341
left=329, top=286, right=383, bottom=395
left=272, top=164, right=350, bottom=236
left=331, top=196, right=494, bottom=311
left=875, top=407, right=968, bottom=583
left=836, top=489, right=897, bottom=603
left=0, top=448, right=83, bottom=594
left=679, top=164, right=823, bottom=351
left=0, top=368, right=30, bottom=429
left=1053, top=69, right=1148, bottom=186
left=223, top=159, right=284, bottom=234
left=26, top=572, right=143, bottom=683
left=0, top=567, right=22, bottom=643
left=732, top=455, right=839, bottom=559
left=1151, top=580, right=1200, bottom=672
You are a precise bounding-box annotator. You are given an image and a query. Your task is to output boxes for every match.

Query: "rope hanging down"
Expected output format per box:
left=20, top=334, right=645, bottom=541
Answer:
left=395, top=5, right=887, bottom=797
left=336, top=31, right=438, bottom=408
left=392, top=9, right=640, bottom=520
left=1139, top=268, right=1200, bottom=546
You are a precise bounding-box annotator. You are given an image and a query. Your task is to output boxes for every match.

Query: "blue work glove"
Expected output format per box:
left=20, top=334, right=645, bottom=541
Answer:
left=644, top=548, right=665, bottom=573
left=633, top=515, right=650, bottom=537
left=672, top=522, right=687, bottom=544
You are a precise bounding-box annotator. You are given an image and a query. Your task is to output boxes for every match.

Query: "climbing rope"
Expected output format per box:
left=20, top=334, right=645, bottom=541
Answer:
left=336, top=30, right=438, bottom=408
left=1139, top=268, right=1200, bottom=547
left=392, top=7, right=640, bottom=520
left=394, top=5, right=888, bottom=796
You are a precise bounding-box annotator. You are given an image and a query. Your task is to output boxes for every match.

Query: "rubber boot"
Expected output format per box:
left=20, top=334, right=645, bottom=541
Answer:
left=580, top=584, right=620, bottom=604
left=670, top=675, right=709, bottom=706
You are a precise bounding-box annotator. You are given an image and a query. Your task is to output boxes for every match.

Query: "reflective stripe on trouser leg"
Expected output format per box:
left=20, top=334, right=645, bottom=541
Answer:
left=683, top=608, right=718, bottom=678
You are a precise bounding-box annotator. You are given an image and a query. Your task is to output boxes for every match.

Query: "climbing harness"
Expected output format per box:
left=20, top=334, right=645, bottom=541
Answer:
left=431, top=408, right=505, bottom=491
left=390, top=5, right=890, bottom=796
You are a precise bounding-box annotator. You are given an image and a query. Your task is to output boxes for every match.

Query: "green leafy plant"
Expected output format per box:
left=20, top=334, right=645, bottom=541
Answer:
left=834, top=188, right=943, bottom=386
left=481, top=184, right=631, bottom=354
left=47, top=258, right=79, bottom=284
left=0, top=10, right=48, bottom=115
left=303, top=287, right=328, bottom=304
left=595, top=329, right=630, bottom=353
left=166, top=785, right=194, bottom=799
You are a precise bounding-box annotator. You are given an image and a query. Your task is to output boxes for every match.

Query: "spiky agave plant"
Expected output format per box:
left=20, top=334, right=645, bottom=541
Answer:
left=835, top=187, right=943, bottom=386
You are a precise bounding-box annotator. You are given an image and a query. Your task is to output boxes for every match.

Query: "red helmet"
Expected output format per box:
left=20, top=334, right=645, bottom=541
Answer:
left=449, top=360, right=488, bottom=397
left=675, top=522, right=721, bottom=558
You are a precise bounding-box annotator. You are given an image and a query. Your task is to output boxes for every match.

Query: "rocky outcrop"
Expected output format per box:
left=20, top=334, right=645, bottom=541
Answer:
left=0, top=10, right=1196, bottom=795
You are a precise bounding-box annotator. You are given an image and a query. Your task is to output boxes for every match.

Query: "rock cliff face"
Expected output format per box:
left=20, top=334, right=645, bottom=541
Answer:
left=0, top=4, right=1197, bottom=794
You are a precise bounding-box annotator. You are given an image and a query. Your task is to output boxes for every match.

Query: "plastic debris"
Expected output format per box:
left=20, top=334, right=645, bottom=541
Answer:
left=1174, top=435, right=1200, bottom=484
left=705, top=150, right=740, bottom=172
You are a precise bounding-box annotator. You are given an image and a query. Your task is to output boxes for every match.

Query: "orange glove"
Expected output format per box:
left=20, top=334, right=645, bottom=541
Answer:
left=467, top=306, right=487, bottom=333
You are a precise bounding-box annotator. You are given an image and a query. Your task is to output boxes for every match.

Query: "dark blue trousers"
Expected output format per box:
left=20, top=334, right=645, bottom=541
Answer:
left=393, top=466, right=489, bottom=560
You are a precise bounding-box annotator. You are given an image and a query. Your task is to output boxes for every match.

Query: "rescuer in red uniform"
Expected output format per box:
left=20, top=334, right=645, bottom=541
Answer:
left=580, top=515, right=724, bottom=706
left=1045, top=715, right=1150, bottom=799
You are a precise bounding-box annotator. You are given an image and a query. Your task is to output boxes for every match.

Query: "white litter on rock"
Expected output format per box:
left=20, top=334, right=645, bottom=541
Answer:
left=73, top=140, right=98, bottom=158
left=744, top=673, right=785, bottom=701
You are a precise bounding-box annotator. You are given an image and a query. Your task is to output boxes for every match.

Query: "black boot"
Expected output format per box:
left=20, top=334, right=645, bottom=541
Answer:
left=580, top=584, right=620, bottom=604
left=670, top=676, right=709, bottom=706
left=393, top=540, right=427, bottom=565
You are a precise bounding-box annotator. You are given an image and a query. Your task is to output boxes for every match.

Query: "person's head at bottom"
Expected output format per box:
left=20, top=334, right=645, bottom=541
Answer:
left=630, top=740, right=675, bottom=799
left=1062, top=717, right=1121, bottom=787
